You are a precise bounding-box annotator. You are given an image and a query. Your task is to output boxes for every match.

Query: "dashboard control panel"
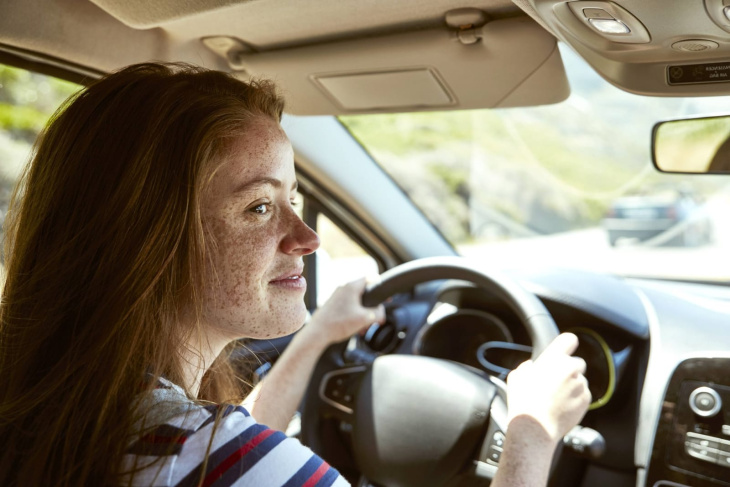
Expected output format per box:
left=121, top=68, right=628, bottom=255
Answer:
left=485, top=430, right=504, bottom=466
left=319, top=366, right=367, bottom=414
left=647, top=358, right=730, bottom=487
left=669, top=380, right=730, bottom=474
left=685, top=431, right=730, bottom=467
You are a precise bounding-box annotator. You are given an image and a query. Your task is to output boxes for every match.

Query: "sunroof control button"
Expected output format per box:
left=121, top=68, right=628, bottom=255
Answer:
left=583, top=8, right=615, bottom=20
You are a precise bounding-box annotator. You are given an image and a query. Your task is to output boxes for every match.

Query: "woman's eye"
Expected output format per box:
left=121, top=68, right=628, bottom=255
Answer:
left=291, top=192, right=303, bottom=207
left=251, top=203, right=269, bottom=215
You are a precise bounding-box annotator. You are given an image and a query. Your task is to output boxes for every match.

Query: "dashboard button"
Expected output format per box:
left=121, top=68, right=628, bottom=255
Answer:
left=320, top=366, right=367, bottom=414
left=582, top=8, right=615, bottom=20
left=492, top=431, right=505, bottom=448
left=687, top=432, right=721, bottom=450
left=718, top=451, right=730, bottom=468
left=718, top=437, right=730, bottom=454
left=685, top=441, right=719, bottom=463
left=689, top=386, right=723, bottom=417
left=486, top=446, right=502, bottom=464
left=696, top=392, right=716, bottom=409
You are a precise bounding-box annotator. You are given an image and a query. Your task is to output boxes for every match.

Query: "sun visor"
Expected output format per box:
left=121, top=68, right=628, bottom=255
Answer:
left=89, top=0, right=245, bottom=28
left=224, top=17, right=569, bottom=115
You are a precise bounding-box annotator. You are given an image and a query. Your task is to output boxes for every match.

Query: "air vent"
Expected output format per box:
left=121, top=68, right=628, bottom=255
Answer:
left=362, top=321, right=402, bottom=354
left=671, top=40, right=719, bottom=52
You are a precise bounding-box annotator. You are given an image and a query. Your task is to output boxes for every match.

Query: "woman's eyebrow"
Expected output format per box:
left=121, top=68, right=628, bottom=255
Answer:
left=233, top=178, right=298, bottom=194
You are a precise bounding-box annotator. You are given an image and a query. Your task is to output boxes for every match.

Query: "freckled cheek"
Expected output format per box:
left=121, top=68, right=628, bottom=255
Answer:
left=215, top=227, right=280, bottom=301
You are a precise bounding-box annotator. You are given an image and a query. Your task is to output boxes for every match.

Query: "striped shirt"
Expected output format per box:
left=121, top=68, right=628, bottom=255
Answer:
left=120, top=379, right=350, bottom=487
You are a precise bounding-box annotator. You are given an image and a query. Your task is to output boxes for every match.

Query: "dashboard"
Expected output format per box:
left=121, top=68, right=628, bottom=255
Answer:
left=244, top=266, right=730, bottom=486
left=336, top=267, right=730, bottom=487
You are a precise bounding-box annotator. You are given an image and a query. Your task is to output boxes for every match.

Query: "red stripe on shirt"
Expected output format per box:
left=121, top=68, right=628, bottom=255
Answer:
left=202, top=428, right=276, bottom=487
left=302, top=462, right=330, bottom=487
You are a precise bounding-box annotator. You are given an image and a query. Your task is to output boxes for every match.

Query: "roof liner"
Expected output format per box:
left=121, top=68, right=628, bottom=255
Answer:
left=89, top=0, right=255, bottom=29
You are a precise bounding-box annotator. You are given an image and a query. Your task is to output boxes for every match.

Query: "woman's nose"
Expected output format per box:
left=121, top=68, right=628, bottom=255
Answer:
left=280, top=211, right=320, bottom=255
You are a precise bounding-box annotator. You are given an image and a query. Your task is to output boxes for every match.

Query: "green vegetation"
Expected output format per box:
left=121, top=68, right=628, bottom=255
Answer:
left=341, top=107, right=646, bottom=245
left=0, top=65, right=79, bottom=141
left=0, top=64, right=81, bottom=226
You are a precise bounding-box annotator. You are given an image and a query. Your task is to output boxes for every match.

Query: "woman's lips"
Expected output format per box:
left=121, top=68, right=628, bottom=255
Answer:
left=269, top=273, right=307, bottom=290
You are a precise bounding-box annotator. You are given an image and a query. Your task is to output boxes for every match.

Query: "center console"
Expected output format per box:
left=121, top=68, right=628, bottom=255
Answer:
left=647, top=357, right=730, bottom=486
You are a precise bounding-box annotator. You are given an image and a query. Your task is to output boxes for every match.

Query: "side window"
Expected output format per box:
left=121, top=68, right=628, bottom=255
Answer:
left=0, top=64, right=80, bottom=270
left=315, top=213, right=379, bottom=306
left=297, top=191, right=380, bottom=308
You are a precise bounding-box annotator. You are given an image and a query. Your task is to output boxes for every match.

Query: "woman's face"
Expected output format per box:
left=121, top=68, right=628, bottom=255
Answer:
left=201, top=117, right=320, bottom=341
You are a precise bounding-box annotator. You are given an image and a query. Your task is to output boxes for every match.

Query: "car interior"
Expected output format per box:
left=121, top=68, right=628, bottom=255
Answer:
left=3, top=1, right=730, bottom=486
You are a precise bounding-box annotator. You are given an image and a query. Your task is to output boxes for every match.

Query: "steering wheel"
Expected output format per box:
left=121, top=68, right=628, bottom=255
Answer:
left=301, top=256, right=559, bottom=487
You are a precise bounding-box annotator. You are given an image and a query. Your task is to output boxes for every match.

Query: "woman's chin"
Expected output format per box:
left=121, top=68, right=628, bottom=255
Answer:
left=254, top=302, right=309, bottom=339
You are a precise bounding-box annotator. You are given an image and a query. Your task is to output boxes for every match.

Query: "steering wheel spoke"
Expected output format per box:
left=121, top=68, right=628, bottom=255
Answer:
left=476, top=392, right=509, bottom=475
left=318, top=365, right=369, bottom=421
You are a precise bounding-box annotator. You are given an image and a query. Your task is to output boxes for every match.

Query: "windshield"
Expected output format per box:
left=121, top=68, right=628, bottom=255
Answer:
left=340, top=45, right=730, bottom=282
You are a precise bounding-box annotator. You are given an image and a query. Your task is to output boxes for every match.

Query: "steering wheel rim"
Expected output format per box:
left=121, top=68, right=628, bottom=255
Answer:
left=362, top=256, right=558, bottom=357
left=301, top=256, right=560, bottom=486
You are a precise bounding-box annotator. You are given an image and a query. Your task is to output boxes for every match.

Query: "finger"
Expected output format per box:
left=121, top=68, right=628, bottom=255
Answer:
left=365, top=274, right=382, bottom=287
left=583, top=381, right=593, bottom=405
left=514, top=358, right=533, bottom=371
left=577, top=375, right=592, bottom=405
left=506, top=359, right=533, bottom=383
left=570, top=356, right=587, bottom=375
left=372, top=304, right=386, bottom=324
left=362, top=309, right=377, bottom=325
left=537, top=333, right=579, bottom=361
left=347, top=277, right=368, bottom=292
left=579, top=374, right=589, bottom=392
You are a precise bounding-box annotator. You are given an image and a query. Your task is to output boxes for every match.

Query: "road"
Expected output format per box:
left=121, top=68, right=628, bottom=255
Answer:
left=459, top=196, right=730, bottom=282
left=317, top=195, right=730, bottom=302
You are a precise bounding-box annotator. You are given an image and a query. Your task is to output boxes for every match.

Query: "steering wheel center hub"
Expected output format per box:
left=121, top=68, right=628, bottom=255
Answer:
left=352, top=354, right=496, bottom=487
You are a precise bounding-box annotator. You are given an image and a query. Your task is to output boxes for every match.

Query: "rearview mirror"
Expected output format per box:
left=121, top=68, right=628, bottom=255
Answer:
left=653, top=115, right=730, bottom=174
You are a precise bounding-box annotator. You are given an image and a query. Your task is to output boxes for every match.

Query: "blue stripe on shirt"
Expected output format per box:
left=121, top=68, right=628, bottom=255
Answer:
left=280, top=454, right=323, bottom=487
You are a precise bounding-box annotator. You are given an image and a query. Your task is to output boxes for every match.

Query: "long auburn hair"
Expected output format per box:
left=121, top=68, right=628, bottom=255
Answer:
left=0, top=63, right=284, bottom=486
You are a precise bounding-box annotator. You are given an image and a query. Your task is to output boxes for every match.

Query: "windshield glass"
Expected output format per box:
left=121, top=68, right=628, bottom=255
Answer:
left=339, top=45, right=730, bottom=282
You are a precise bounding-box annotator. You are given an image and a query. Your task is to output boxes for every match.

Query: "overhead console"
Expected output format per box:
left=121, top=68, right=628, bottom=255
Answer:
left=646, top=357, right=730, bottom=486
left=522, top=0, right=730, bottom=96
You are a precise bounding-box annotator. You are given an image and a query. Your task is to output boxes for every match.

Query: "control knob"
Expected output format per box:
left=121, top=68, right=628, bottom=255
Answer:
left=689, top=386, right=722, bottom=418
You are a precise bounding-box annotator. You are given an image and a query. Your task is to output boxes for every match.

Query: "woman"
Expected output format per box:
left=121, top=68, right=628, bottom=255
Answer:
left=0, top=63, right=590, bottom=486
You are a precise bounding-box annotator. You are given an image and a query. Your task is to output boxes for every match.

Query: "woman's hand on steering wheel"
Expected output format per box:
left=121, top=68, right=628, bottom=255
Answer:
left=302, top=277, right=386, bottom=348
left=505, top=333, right=592, bottom=444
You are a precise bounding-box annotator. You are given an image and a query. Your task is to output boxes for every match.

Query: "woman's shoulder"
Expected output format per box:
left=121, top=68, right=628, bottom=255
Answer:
left=121, top=379, right=349, bottom=487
